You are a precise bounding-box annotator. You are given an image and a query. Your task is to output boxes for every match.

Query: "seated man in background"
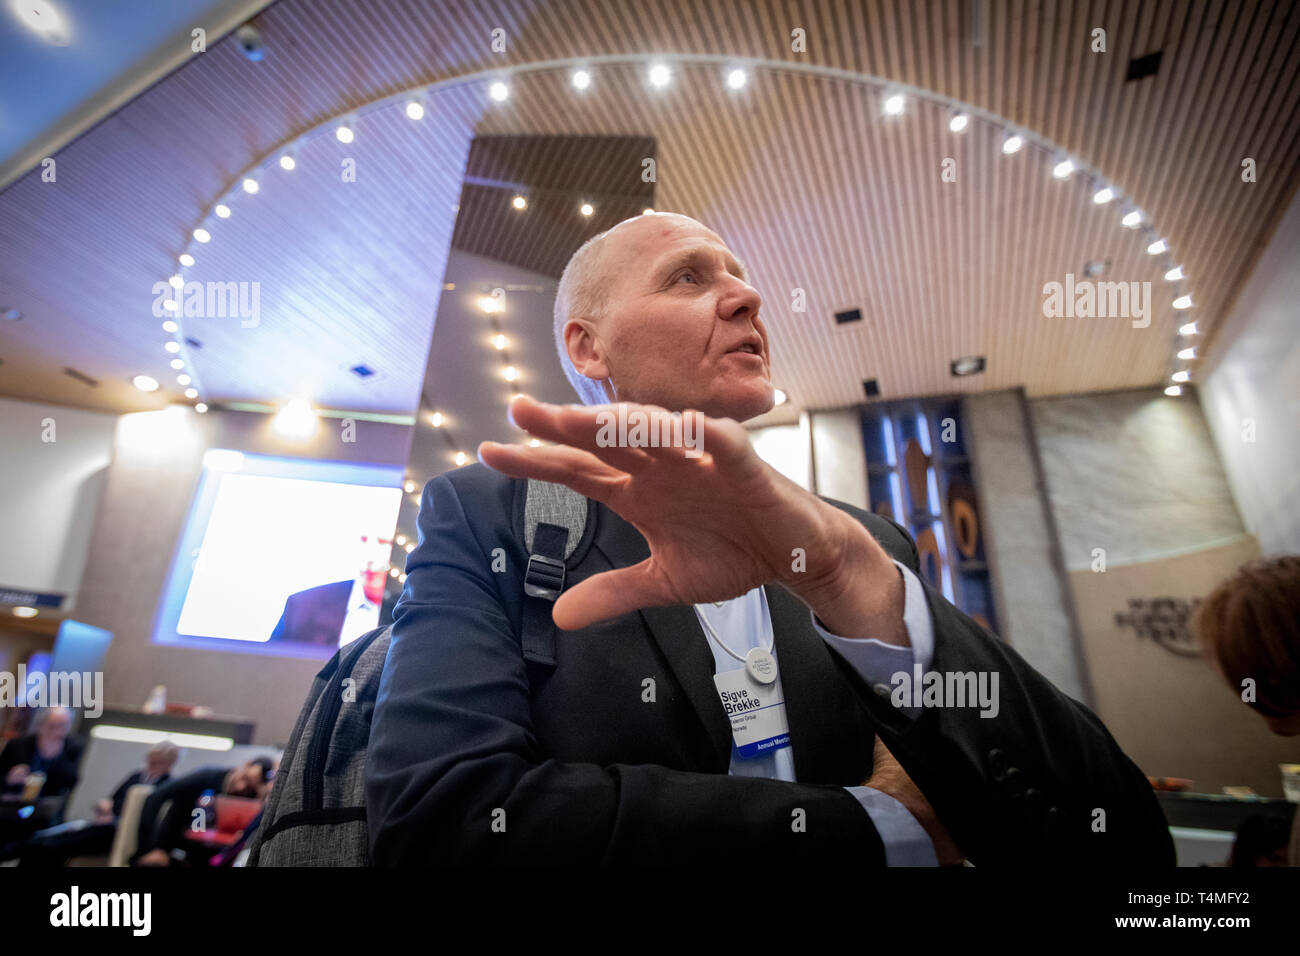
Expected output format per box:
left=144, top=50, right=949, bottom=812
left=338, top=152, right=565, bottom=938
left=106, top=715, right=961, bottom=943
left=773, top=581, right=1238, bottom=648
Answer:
left=0, top=741, right=179, bottom=866
left=132, top=757, right=274, bottom=867
left=0, top=707, right=84, bottom=848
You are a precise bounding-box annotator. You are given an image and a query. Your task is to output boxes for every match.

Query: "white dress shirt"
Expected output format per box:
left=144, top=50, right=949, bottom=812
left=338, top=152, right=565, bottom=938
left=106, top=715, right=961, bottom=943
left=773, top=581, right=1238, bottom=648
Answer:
left=693, top=559, right=937, bottom=865
left=337, top=577, right=380, bottom=648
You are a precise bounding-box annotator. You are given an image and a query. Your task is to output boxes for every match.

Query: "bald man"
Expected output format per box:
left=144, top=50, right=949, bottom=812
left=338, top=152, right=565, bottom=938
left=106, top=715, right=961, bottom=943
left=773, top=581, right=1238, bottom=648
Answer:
left=366, top=212, right=1173, bottom=866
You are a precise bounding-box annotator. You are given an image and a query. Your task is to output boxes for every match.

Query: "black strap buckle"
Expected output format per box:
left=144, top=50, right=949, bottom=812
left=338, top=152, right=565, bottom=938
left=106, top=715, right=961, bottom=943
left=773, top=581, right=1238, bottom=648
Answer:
left=524, top=554, right=565, bottom=601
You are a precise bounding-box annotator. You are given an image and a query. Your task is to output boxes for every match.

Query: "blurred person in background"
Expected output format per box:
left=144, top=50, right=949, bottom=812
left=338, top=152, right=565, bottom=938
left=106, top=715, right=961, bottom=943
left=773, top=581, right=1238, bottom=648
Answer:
left=0, top=707, right=83, bottom=846
left=1194, top=554, right=1300, bottom=865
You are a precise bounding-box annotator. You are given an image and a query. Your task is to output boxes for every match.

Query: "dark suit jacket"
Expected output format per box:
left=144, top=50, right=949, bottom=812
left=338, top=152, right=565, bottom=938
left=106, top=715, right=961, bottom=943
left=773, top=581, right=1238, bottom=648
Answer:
left=134, top=766, right=230, bottom=861
left=366, top=463, right=1174, bottom=865
left=0, top=734, right=83, bottom=799
left=269, top=579, right=352, bottom=646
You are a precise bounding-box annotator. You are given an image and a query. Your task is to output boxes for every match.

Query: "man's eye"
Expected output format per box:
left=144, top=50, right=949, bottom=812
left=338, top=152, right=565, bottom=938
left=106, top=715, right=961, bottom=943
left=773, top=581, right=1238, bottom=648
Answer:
left=675, top=271, right=697, bottom=284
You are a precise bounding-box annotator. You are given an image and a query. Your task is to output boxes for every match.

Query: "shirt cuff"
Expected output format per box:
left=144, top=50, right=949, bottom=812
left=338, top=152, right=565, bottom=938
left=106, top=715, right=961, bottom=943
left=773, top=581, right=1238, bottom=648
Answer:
left=810, top=561, right=936, bottom=718
left=844, top=785, right=938, bottom=866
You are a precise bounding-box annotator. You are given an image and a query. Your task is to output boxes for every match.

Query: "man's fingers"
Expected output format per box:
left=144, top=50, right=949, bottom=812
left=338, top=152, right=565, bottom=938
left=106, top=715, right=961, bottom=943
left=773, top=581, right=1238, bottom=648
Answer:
left=552, top=562, right=666, bottom=630
left=477, top=441, right=625, bottom=502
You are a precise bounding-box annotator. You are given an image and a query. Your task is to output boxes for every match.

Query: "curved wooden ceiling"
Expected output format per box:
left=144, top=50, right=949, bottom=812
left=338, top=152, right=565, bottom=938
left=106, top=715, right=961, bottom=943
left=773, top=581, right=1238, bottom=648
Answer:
left=0, top=0, right=1295, bottom=422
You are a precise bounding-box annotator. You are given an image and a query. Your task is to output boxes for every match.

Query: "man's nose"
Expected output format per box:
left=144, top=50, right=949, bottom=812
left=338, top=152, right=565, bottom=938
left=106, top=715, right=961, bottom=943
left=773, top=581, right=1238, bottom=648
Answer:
left=720, top=275, right=761, bottom=321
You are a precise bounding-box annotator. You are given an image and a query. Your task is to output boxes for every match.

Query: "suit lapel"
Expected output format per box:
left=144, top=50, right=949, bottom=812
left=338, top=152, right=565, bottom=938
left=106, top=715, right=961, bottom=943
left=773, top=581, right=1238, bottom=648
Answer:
left=587, top=504, right=733, bottom=772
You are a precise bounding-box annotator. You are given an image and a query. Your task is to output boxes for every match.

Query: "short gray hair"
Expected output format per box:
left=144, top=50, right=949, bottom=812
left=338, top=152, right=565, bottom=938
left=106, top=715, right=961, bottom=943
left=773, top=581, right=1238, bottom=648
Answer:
left=553, top=226, right=618, bottom=405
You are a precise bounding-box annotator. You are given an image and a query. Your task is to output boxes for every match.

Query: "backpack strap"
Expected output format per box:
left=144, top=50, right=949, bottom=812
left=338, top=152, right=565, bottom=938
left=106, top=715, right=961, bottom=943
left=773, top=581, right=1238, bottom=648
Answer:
left=520, top=479, right=592, bottom=667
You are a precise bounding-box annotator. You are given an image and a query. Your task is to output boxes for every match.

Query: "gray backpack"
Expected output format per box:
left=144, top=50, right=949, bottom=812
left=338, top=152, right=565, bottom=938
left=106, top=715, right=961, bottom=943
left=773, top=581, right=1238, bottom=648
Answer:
left=247, top=478, right=591, bottom=866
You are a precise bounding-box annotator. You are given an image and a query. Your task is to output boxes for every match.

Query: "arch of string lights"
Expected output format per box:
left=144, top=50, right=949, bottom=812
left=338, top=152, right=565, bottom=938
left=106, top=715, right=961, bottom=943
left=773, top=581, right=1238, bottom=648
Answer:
left=159, top=54, right=1200, bottom=416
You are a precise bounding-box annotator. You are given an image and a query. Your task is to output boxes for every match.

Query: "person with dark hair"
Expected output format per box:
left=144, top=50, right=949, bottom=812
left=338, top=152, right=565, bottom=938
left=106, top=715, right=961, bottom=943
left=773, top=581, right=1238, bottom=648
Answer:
left=1193, top=554, right=1300, bottom=866
left=132, top=757, right=275, bottom=867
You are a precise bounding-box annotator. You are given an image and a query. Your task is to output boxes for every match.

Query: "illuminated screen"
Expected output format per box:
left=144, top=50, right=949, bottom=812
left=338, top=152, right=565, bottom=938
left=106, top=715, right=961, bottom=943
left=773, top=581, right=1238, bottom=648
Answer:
left=153, top=451, right=403, bottom=659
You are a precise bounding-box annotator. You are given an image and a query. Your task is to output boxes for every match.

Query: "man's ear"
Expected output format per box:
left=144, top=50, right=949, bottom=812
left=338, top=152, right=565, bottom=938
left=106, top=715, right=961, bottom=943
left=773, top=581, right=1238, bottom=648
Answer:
left=564, top=318, right=610, bottom=383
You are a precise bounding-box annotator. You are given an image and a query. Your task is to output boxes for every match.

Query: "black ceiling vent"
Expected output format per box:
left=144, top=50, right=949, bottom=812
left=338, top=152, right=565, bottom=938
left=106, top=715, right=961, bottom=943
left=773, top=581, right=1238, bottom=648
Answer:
left=1126, top=50, right=1163, bottom=82
left=63, top=367, right=99, bottom=387
left=184, top=336, right=203, bottom=349
left=834, top=307, right=863, bottom=325
left=350, top=364, right=375, bottom=378
left=862, top=378, right=880, bottom=398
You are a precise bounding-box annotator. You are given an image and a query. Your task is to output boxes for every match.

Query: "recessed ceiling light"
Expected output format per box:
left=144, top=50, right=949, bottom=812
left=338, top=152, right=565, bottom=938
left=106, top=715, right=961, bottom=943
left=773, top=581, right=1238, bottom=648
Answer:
left=493, top=333, right=507, bottom=350
left=726, top=68, right=747, bottom=91
left=405, top=101, right=424, bottom=120
left=169, top=275, right=184, bottom=289
left=430, top=411, right=444, bottom=427
left=13, top=1, right=69, bottom=45
left=1172, top=370, right=1191, bottom=383
left=950, top=355, right=987, bottom=377
left=1165, top=266, right=1184, bottom=281
left=1083, top=259, right=1109, bottom=277
left=163, top=299, right=177, bottom=312
left=1164, top=385, right=1182, bottom=397
left=648, top=63, right=671, bottom=88
left=773, top=388, right=788, bottom=406
left=164, top=341, right=181, bottom=353
left=1093, top=187, right=1115, bottom=204
left=1147, top=238, right=1167, bottom=254
left=1179, top=321, right=1198, bottom=335
left=883, top=93, right=904, bottom=115
left=184, top=387, right=198, bottom=399
left=528, top=439, right=541, bottom=448
left=948, top=112, right=969, bottom=133
left=242, top=178, right=259, bottom=194
left=1001, top=133, right=1023, bottom=155
left=503, top=366, right=519, bottom=382
left=1177, top=347, right=1196, bottom=360
left=336, top=123, right=354, bottom=143
left=643, top=207, right=655, bottom=215
left=478, top=295, right=503, bottom=314
left=1172, top=295, right=1193, bottom=310
left=511, top=195, right=527, bottom=210
left=279, top=154, right=295, bottom=170
left=179, top=253, right=195, bottom=267
left=273, top=398, right=318, bottom=438
left=170, top=358, right=185, bottom=370
left=215, top=204, right=231, bottom=218
left=193, top=228, right=211, bottom=243
left=489, top=81, right=509, bottom=101
left=580, top=202, right=594, bottom=216
left=162, top=320, right=178, bottom=332
left=1052, top=158, right=1074, bottom=179
left=1122, top=210, right=1143, bottom=228
left=454, top=451, right=467, bottom=466
left=572, top=69, right=591, bottom=90
left=133, top=375, right=159, bottom=392
left=177, top=374, right=191, bottom=385
left=195, top=402, right=208, bottom=413
left=12, top=606, right=39, bottom=618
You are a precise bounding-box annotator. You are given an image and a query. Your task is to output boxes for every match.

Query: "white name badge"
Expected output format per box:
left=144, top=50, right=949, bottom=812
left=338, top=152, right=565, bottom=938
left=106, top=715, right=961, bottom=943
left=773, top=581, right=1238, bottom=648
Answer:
left=713, top=668, right=792, bottom=759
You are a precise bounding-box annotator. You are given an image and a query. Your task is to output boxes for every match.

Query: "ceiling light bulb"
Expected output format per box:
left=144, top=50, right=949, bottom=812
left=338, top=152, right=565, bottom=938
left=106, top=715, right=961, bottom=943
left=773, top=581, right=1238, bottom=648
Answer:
left=773, top=388, right=788, bottom=406
left=529, top=439, right=541, bottom=448
left=215, top=204, right=231, bottom=218
left=169, top=275, right=184, bottom=289
left=643, top=207, right=655, bottom=215
left=184, top=387, right=198, bottom=399
left=1093, top=187, right=1115, bottom=204
left=454, top=452, right=468, bottom=466
left=1122, top=210, right=1142, bottom=228
left=273, top=398, right=318, bottom=439
left=1164, top=385, right=1182, bottom=397
left=1173, top=295, right=1193, bottom=310
left=883, top=93, right=904, bottom=115
left=431, top=411, right=444, bottom=427
left=1165, top=266, right=1184, bottom=281
left=336, top=124, right=354, bottom=143
left=1052, top=158, right=1074, bottom=179
left=133, top=375, right=159, bottom=392
left=1172, top=370, right=1191, bottom=383
left=279, top=155, right=295, bottom=170
left=14, top=0, right=69, bottom=44
left=405, top=101, right=425, bottom=120
left=163, top=300, right=177, bottom=312
left=162, top=320, right=178, bottom=332
left=649, top=63, right=671, bottom=88
left=580, top=202, right=594, bottom=216
left=489, top=81, right=509, bottom=102
left=503, top=366, right=518, bottom=382
left=572, top=69, right=591, bottom=90
left=242, top=178, right=259, bottom=194
left=726, top=68, right=747, bottom=90
left=1177, top=347, right=1196, bottom=360
left=179, top=253, right=195, bottom=266
left=177, top=373, right=191, bottom=385
left=164, top=341, right=181, bottom=353
left=493, top=334, right=507, bottom=350
left=12, top=606, right=39, bottom=618
left=193, top=228, right=211, bottom=243
left=194, top=403, right=208, bottom=413
left=1147, top=238, right=1167, bottom=255
left=512, top=195, right=527, bottom=210
left=170, top=358, right=185, bottom=370
left=1001, top=134, right=1023, bottom=154
left=1179, top=322, right=1198, bottom=336
left=390, top=567, right=400, bottom=578
left=948, top=113, right=969, bottom=133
